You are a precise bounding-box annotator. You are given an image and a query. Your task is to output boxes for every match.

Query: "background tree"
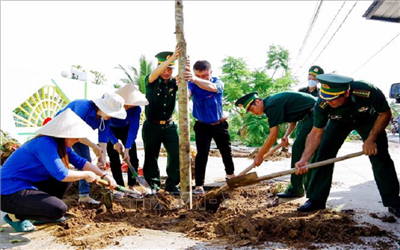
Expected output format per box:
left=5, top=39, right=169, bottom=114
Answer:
left=265, top=44, right=289, bottom=79
left=89, top=70, right=107, bottom=85
left=115, top=55, right=154, bottom=93
left=220, top=45, right=295, bottom=146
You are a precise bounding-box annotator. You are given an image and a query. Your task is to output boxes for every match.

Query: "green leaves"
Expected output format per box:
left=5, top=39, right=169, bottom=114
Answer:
left=221, top=45, right=296, bottom=146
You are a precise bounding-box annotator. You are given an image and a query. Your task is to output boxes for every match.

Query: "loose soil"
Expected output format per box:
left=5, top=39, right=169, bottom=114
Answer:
left=49, top=179, right=397, bottom=249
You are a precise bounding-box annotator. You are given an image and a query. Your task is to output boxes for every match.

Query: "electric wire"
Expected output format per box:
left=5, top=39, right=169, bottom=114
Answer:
left=293, top=1, right=346, bottom=76
left=292, top=0, right=324, bottom=70
left=294, top=1, right=358, bottom=86
left=350, top=32, right=400, bottom=76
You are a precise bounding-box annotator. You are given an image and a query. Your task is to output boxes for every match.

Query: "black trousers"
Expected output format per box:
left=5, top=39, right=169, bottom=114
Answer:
left=194, top=121, right=235, bottom=186
left=107, top=126, right=139, bottom=187
left=0, top=177, right=70, bottom=221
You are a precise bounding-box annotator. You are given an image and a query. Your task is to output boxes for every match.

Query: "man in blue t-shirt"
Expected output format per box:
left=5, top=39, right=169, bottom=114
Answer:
left=187, top=60, right=235, bottom=195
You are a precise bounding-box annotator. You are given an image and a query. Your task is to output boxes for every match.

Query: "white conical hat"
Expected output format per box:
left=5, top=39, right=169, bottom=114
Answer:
left=36, top=108, right=94, bottom=138
left=115, top=84, right=149, bottom=106
left=93, top=92, right=127, bottom=119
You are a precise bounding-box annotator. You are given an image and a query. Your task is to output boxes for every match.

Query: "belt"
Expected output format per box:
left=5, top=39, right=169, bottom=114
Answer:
left=196, top=117, right=227, bottom=126
left=149, top=118, right=172, bottom=125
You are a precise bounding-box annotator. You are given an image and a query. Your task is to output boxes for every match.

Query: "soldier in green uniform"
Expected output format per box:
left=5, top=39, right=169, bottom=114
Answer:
left=298, top=65, right=324, bottom=98
left=295, top=73, right=400, bottom=217
left=142, top=46, right=189, bottom=195
left=235, top=91, right=317, bottom=198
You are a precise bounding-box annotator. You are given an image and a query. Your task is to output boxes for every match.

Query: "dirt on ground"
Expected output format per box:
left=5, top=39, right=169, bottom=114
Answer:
left=47, top=179, right=397, bottom=250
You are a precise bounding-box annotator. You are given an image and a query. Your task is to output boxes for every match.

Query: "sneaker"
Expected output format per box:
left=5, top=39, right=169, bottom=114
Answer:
left=78, top=196, right=101, bottom=205
left=225, top=174, right=236, bottom=180
left=193, top=186, right=205, bottom=196
left=113, top=191, right=125, bottom=200
left=126, top=188, right=144, bottom=199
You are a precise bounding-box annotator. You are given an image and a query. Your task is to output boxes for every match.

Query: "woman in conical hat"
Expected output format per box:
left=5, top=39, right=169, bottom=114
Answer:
left=0, top=109, right=117, bottom=233
left=55, top=91, right=126, bottom=204
left=107, top=84, right=149, bottom=199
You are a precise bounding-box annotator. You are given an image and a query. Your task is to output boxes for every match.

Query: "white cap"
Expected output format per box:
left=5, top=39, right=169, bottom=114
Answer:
left=36, top=108, right=94, bottom=138
left=93, top=92, right=127, bottom=119
left=115, top=84, right=149, bottom=106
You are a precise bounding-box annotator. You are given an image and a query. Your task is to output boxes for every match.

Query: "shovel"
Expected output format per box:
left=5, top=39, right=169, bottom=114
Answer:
left=96, top=178, right=145, bottom=207
left=120, top=152, right=152, bottom=195
left=227, top=151, right=364, bottom=189
left=226, top=144, right=283, bottom=188
left=202, top=144, right=283, bottom=202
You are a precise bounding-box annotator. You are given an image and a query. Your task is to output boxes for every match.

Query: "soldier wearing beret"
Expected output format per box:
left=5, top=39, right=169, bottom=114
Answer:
left=142, top=46, right=189, bottom=195
left=295, top=73, right=400, bottom=217
left=235, top=91, right=317, bottom=198
left=298, top=65, right=324, bottom=98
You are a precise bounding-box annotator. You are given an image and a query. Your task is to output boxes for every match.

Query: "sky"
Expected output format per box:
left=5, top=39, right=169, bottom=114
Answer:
left=1, top=1, right=400, bottom=98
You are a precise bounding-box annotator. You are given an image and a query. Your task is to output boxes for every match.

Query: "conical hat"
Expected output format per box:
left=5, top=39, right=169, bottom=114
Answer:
left=36, top=108, right=94, bottom=138
left=93, top=92, right=127, bottom=119
left=115, top=84, right=149, bottom=106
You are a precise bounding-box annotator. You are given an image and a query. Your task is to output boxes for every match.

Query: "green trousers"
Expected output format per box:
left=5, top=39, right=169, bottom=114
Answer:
left=142, top=120, right=180, bottom=191
left=307, top=119, right=400, bottom=207
left=286, top=113, right=314, bottom=195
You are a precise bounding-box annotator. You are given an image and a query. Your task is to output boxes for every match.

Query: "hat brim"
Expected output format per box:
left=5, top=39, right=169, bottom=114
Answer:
left=319, top=91, right=341, bottom=101
left=93, top=98, right=127, bottom=119
left=245, top=100, right=255, bottom=113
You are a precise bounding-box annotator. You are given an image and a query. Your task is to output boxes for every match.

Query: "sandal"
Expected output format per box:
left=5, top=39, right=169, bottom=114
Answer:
left=32, top=216, right=67, bottom=225
left=113, top=191, right=125, bottom=200
left=3, top=214, right=36, bottom=232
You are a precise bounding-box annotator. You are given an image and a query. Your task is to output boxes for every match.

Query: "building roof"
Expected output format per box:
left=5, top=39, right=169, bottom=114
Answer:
left=363, top=0, right=400, bottom=23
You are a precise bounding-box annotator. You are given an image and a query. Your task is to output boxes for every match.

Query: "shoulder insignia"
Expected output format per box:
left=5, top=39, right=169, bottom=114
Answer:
left=352, top=89, right=370, bottom=98
left=319, top=101, right=328, bottom=109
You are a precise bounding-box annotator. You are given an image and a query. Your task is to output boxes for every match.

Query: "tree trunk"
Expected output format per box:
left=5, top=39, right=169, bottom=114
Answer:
left=175, top=0, right=192, bottom=208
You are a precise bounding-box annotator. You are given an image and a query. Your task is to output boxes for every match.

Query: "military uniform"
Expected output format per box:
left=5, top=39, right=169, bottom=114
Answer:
left=142, top=52, right=180, bottom=192
left=298, top=86, right=319, bottom=97
left=236, top=91, right=317, bottom=196
left=307, top=74, right=400, bottom=208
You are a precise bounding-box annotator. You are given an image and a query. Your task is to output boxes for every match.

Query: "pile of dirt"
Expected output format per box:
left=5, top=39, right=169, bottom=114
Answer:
left=52, top=182, right=397, bottom=249
left=248, top=147, right=292, bottom=161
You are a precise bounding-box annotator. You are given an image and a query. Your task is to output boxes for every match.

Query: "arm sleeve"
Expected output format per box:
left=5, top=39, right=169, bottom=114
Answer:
left=188, top=81, right=196, bottom=95
left=213, top=78, right=224, bottom=94
left=67, top=147, right=87, bottom=170
left=313, top=102, right=329, bottom=128
left=369, top=86, right=390, bottom=113
left=125, top=107, right=141, bottom=149
left=108, top=128, right=118, bottom=145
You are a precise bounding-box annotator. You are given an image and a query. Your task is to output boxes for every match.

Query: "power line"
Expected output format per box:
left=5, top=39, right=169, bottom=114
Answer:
left=311, top=1, right=358, bottom=65
left=351, top=32, right=400, bottom=76
left=295, top=1, right=358, bottom=83
left=292, top=0, right=324, bottom=70
left=293, top=1, right=346, bottom=76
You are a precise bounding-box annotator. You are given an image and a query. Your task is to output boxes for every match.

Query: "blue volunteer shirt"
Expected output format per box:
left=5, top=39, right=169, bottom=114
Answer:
left=108, top=106, right=141, bottom=149
left=188, top=77, right=224, bottom=124
left=57, top=100, right=110, bottom=143
left=0, top=136, right=86, bottom=195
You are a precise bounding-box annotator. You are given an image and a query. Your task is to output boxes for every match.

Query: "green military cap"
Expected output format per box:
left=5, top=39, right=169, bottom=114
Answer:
left=155, top=51, right=175, bottom=68
left=317, top=73, right=354, bottom=100
left=309, top=65, right=324, bottom=76
left=235, top=92, right=259, bottom=112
